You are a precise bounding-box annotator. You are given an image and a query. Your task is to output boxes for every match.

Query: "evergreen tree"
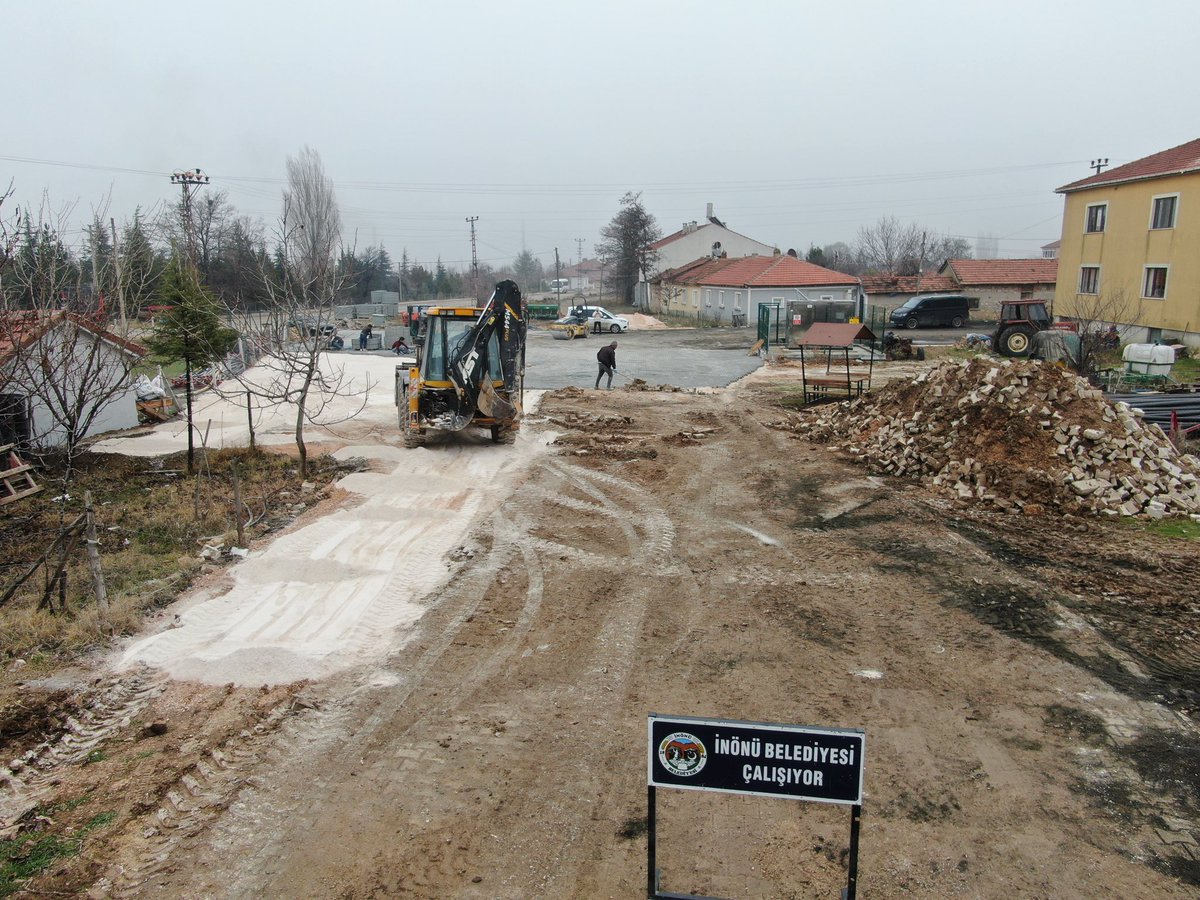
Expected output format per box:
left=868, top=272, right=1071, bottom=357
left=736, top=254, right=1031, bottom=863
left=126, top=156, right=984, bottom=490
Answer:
left=145, top=258, right=239, bottom=474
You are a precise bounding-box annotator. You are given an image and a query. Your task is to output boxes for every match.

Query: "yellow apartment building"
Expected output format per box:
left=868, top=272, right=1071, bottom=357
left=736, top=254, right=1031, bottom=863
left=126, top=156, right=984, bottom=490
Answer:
left=1054, top=139, right=1200, bottom=348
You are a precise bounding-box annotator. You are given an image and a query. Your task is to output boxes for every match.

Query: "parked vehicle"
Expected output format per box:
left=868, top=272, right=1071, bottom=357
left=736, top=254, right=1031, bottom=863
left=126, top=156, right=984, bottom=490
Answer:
left=547, top=314, right=589, bottom=340
left=992, top=300, right=1052, bottom=357
left=888, top=294, right=971, bottom=330
left=569, top=305, right=629, bottom=333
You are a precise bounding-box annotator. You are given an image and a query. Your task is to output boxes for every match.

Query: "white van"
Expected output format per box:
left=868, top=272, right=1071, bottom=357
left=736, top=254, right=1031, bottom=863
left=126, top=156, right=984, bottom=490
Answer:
left=549, top=278, right=571, bottom=291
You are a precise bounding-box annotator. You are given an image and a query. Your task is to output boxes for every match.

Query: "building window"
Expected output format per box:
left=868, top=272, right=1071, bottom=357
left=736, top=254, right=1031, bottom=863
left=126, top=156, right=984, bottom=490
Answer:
left=734, top=292, right=742, bottom=312
left=705, top=289, right=712, bottom=307
left=718, top=291, right=725, bottom=309
left=1143, top=266, right=1168, bottom=299
left=1079, top=266, right=1100, bottom=294
left=1085, top=203, right=1107, bottom=233
left=1150, top=195, right=1178, bottom=229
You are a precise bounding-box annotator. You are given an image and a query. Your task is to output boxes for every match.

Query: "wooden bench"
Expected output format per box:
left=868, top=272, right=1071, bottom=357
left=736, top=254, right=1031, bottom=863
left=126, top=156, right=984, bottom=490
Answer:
left=802, top=376, right=868, bottom=403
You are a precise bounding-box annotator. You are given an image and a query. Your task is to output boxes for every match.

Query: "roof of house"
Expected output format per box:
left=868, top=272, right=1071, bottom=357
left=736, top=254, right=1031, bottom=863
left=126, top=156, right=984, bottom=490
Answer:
left=659, top=254, right=859, bottom=288
left=798, top=323, right=876, bottom=348
left=858, top=272, right=959, bottom=295
left=1041, top=239, right=1061, bottom=251
left=1056, top=138, right=1200, bottom=193
left=650, top=220, right=774, bottom=252
left=0, top=311, right=148, bottom=365
left=940, top=258, right=1058, bottom=286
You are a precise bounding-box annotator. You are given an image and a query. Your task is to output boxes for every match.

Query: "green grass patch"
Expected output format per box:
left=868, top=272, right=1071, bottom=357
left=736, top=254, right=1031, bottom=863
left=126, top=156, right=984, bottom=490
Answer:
left=1135, top=518, right=1200, bottom=541
left=0, top=799, right=114, bottom=896
left=1172, top=354, right=1200, bottom=383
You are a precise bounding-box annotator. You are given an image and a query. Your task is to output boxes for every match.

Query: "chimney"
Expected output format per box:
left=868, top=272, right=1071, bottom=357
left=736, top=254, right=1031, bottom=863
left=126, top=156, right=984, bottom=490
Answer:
left=706, top=202, right=714, bottom=220
left=773, top=247, right=782, bottom=256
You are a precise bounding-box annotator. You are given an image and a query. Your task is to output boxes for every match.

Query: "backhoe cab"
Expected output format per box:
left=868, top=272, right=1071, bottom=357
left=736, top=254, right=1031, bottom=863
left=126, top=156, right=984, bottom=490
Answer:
left=397, top=280, right=527, bottom=447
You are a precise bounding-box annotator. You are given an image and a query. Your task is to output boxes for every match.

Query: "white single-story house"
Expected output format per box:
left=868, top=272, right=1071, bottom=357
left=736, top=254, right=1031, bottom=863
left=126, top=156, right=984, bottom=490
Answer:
left=0, top=312, right=147, bottom=449
left=652, top=252, right=863, bottom=325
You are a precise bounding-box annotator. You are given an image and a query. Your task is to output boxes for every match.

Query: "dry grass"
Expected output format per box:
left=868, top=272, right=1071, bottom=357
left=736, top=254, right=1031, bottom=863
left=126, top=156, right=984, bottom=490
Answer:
left=0, top=447, right=349, bottom=665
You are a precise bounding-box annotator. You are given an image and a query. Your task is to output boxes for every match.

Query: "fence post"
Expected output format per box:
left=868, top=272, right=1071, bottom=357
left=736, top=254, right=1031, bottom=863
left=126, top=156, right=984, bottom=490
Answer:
left=233, top=467, right=245, bottom=547
left=246, top=390, right=256, bottom=452
left=83, top=491, right=109, bottom=625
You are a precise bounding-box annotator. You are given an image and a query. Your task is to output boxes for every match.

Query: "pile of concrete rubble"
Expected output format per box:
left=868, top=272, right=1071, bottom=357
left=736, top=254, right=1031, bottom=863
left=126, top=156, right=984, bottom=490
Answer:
left=787, top=358, right=1200, bottom=519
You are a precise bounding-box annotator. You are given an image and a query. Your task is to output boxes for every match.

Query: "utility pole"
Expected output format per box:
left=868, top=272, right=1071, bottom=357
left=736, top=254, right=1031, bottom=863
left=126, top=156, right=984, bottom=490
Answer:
left=575, top=237, right=585, bottom=265
left=1090, top=158, right=1110, bottom=176
left=466, top=216, right=480, bottom=298
left=170, top=168, right=209, bottom=268
left=913, top=230, right=928, bottom=295
left=554, top=247, right=562, bottom=313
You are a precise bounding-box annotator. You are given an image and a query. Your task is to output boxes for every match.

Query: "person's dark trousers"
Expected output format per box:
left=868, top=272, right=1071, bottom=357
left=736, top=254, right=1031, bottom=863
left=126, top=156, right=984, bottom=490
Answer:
left=596, top=363, right=614, bottom=389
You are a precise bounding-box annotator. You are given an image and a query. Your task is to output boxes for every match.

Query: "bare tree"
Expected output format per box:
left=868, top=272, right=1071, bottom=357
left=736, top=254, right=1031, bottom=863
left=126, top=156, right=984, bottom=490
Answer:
left=284, top=146, right=341, bottom=284
left=225, top=148, right=368, bottom=478
left=0, top=194, right=145, bottom=491
left=855, top=217, right=972, bottom=275
left=596, top=192, right=661, bottom=307
left=1057, top=286, right=1143, bottom=375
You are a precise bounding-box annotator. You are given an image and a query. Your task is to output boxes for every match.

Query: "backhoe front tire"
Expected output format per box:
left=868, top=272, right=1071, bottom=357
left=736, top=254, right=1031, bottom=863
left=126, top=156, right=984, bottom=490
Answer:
left=403, top=428, right=427, bottom=448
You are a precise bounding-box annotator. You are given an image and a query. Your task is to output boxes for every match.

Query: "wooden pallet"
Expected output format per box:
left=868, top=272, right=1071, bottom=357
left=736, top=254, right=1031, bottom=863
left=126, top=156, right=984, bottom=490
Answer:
left=0, top=443, right=42, bottom=506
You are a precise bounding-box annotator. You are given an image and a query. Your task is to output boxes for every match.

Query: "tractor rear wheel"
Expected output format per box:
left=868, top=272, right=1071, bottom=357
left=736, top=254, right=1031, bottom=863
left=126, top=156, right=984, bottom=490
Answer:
left=997, top=325, right=1035, bottom=357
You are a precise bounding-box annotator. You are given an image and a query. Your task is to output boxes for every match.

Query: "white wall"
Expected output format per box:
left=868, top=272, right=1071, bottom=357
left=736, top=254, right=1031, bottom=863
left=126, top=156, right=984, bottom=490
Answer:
left=653, top=224, right=776, bottom=275
left=1, top=327, right=141, bottom=449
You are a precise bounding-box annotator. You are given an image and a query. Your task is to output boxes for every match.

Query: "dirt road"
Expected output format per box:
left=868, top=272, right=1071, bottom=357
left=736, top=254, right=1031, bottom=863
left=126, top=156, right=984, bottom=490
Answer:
left=13, top=371, right=1199, bottom=898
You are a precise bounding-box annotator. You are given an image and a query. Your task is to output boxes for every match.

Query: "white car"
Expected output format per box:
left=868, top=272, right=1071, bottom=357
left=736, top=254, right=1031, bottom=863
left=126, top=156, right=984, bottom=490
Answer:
left=572, top=305, right=629, bottom=333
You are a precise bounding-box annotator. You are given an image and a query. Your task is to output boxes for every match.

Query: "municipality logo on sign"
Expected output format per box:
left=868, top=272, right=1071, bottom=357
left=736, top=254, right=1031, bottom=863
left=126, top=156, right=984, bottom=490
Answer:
left=658, top=732, right=707, bottom=777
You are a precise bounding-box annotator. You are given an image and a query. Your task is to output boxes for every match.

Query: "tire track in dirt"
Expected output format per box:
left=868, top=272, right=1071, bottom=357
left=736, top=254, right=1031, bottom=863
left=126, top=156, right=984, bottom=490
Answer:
left=0, top=667, right=167, bottom=827
left=121, top=449, right=679, bottom=897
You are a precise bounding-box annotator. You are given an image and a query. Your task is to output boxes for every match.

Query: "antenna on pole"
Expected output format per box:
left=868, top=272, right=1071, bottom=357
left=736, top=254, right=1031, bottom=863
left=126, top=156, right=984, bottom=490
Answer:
left=170, top=167, right=210, bottom=268
left=575, top=237, right=585, bottom=266
left=1090, top=158, right=1110, bottom=176
left=466, top=216, right=480, bottom=297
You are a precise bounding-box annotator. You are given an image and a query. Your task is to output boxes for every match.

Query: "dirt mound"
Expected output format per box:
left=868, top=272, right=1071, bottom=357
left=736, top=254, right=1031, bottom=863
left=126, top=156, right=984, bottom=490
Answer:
left=623, top=313, right=668, bottom=329
left=624, top=378, right=683, bottom=393
left=781, top=358, right=1200, bottom=519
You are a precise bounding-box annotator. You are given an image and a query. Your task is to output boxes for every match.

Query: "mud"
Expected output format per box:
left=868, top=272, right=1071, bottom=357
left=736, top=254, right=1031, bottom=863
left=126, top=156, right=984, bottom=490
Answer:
left=2, top=366, right=1198, bottom=898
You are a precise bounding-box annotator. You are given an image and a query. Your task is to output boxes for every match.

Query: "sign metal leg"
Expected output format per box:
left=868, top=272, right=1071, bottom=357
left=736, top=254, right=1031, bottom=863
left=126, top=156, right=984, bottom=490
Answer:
left=647, top=785, right=657, bottom=898
left=844, top=803, right=862, bottom=900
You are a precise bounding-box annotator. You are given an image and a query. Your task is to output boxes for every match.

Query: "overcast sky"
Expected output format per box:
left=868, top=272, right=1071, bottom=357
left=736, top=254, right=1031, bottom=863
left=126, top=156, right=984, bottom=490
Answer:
left=6, top=0, right=1198, bottom=270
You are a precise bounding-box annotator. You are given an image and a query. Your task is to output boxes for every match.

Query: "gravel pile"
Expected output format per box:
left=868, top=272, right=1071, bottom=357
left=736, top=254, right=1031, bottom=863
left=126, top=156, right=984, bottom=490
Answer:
left=785, top=358, right=1200, bottom=519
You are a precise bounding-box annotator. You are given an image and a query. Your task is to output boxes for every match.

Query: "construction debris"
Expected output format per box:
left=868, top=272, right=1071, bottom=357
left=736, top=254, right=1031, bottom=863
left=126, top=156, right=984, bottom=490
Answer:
left=0, top=444, right=41, bottom=507
left=781, top=358, right=1200, bottom=519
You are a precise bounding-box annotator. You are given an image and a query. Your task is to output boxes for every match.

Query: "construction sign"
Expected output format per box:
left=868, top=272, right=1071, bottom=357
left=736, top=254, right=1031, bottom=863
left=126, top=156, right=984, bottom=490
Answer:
left=648, top=714, right=864, bottom=804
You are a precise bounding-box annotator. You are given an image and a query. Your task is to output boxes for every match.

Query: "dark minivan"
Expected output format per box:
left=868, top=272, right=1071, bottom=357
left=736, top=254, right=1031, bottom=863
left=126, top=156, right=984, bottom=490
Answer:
left=888, top=294, right=971, bottom=329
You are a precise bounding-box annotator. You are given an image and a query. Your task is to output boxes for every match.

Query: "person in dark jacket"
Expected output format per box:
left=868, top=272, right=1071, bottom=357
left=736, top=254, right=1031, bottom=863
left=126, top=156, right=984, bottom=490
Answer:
left=596, top=341, right=618, bottom=390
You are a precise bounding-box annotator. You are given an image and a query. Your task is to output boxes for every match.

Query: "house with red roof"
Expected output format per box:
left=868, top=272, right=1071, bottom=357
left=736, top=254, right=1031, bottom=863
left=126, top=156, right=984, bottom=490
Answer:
left=1052, top=138, right=1200, bottom=347
left=0, top=311, right=147, bottom=448
left=652, top=252, right=862, bottom=326
left=859, top=259, right=1057, bottom=321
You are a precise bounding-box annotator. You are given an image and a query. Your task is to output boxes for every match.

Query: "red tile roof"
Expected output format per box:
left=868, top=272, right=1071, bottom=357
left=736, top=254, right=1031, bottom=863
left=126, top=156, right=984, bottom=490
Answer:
left=859, top=273, right=959, bottom=295
left=942, top=258, right=1058, bottom=286
left=0, top=311, right=148, bottom=364
left=1057, top=138, right=1200, bottom=193
left=798, top=323, right=877, bottom=347
left=659, top=254, right=858, bottom=288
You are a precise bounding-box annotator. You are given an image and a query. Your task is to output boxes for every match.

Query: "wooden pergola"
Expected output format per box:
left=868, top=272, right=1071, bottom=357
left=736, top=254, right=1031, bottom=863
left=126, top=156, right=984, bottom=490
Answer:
left=797, top=323, right=877, bottom=404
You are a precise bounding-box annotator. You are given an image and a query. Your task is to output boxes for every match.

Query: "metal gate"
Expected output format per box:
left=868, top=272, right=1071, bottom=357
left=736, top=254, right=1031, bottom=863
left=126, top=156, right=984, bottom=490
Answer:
left=757, top=302, right=786, bottom=351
